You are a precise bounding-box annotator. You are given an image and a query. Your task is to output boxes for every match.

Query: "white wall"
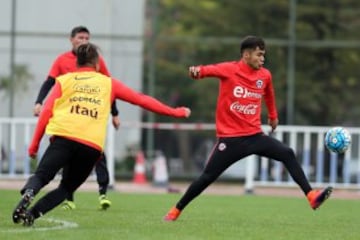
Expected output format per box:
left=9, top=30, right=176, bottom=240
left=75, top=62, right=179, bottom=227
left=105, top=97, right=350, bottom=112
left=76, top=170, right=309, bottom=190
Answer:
left=0, top=0, right=145, bottom=160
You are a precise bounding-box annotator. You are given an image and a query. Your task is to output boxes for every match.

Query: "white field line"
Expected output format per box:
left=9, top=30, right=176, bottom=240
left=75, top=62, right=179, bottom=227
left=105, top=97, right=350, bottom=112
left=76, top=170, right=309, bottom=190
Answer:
left=1, top=217, right=78, bottom=233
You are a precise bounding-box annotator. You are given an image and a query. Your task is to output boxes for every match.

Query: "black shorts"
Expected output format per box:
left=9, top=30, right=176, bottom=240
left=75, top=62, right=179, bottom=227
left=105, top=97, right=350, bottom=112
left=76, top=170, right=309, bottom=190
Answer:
left=203, top=133, right=295, bottom=177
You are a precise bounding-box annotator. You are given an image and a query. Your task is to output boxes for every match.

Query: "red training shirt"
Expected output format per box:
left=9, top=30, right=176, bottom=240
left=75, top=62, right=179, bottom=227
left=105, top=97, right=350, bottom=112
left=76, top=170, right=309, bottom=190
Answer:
left=48, top=51, right=110, bottom=78
left=196, top=60, right=278, bottom=137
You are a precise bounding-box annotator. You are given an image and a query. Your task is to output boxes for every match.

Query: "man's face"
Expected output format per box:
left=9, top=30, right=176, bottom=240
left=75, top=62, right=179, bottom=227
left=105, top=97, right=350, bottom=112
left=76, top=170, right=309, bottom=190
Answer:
left=243, top=47, right=265, bottom=70
left=70, top=32, right=90, bottom=51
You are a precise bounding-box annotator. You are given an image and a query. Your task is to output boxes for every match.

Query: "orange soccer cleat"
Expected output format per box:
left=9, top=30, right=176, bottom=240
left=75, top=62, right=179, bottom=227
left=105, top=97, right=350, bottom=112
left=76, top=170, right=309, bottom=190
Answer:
left=163, top=206, right=181, bottom=221
left=307, top=186, right=333, bottom=210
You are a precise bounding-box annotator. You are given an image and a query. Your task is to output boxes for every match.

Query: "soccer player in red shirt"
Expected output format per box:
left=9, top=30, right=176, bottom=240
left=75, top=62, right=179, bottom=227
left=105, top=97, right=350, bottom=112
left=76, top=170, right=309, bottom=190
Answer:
left=164, top=36, right=332, bottom=221
left=12, top=43, right=191, bottom=226
left=32, top=26, right=119, bottom=210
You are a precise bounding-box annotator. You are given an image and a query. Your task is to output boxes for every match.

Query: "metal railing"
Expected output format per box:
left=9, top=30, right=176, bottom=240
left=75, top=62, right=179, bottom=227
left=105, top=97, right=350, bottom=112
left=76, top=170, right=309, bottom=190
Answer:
left=0, top=118, right=359, bottom=190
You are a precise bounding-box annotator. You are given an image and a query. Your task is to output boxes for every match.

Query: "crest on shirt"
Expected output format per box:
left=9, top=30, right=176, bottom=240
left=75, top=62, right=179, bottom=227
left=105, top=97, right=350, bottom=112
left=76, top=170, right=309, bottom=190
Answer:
left=256, top=80, right=263, bottom=89
left=218, top=142, right=226, bottom=151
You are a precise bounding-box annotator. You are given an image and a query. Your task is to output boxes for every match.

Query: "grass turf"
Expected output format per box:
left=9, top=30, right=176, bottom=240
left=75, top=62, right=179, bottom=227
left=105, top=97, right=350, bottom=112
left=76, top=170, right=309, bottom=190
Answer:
left=0, top=189, right=359, bottom=240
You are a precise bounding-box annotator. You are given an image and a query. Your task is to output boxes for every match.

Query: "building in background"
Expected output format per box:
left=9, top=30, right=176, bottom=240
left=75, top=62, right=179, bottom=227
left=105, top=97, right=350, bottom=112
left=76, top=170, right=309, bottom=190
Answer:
left=0, top=0, right=145, bottom=162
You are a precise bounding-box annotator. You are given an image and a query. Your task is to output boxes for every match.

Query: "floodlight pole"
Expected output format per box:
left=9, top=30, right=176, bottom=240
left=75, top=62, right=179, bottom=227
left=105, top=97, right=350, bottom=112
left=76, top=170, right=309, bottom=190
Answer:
left=287, top=0, right=296, bottom=124
left=9, top=0, right=17, bottom=118
left=146, top=0, right=158, bottom=158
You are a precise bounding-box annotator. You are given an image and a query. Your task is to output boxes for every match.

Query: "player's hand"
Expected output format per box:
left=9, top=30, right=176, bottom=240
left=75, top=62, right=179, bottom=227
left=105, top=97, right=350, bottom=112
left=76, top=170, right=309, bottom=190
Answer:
left=268, top=118, right=279, bottom=132
left=28, top=149, right=37, bottom=159
left=112, top=115, right=121, bottom=130
left=189, top=66, right=201, bottom=78
left=33, top=103, right=42, bottom=117
left=183, top=107, right=191, bottom=118
left=28, top=142, right=39, bottom=159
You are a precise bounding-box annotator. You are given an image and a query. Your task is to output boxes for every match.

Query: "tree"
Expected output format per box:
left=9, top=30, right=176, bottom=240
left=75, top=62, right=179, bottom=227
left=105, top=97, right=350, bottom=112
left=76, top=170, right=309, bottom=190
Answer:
left=143, top=0, right=360, bottom=172
left=0, top=64, right=34, bottom=95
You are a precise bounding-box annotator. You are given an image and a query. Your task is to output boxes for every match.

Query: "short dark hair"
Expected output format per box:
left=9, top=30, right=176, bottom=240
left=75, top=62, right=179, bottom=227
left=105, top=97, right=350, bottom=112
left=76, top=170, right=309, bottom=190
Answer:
left=76, top=43, right=99, bottom=67
left=70, top=26, right=90, bottom=38
left=240, top=36, right=265, bottom=55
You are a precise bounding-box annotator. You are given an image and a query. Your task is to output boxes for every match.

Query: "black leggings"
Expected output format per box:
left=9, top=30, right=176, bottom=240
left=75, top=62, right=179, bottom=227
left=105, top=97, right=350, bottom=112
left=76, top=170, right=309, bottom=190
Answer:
left=65, top=153, right=110, bottom=200
left=95, top=153, right=110, bottom=195
left=21, top=137, right=101, bottom=217
left=176, top=133, right=312, bottom=210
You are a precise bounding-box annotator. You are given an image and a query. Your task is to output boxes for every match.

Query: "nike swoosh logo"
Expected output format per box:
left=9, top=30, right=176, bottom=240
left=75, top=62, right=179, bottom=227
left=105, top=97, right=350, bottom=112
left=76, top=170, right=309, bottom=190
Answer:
left=74, top=76, right=92, bottom=80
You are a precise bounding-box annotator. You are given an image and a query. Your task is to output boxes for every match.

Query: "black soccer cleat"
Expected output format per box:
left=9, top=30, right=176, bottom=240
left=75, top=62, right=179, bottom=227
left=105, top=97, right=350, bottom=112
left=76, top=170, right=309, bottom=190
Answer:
left=22, top=211, right=35, bottom=227
left=12, top=189, right=34, bottom=224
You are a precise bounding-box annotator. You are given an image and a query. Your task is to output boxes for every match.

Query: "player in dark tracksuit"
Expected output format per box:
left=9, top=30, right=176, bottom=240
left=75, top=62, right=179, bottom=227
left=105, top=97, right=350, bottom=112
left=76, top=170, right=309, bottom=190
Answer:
left=32, top=26, right=118, bottom=210
left=164, top=36, right=333, bottom=222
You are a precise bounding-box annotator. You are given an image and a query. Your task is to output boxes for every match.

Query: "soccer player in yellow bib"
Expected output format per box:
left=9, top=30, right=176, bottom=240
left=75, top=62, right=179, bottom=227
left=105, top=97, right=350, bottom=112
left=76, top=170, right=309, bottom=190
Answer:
left=33, top=26, right=120, bottom=210
left=12, top=43, right=191, bottom=226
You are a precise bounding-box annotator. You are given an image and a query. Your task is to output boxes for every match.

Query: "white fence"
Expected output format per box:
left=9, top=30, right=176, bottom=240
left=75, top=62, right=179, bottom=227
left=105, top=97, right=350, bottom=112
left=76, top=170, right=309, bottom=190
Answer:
left=243, top=125, right=360, bottom=191
left=0, top=118, right=360, bottom=190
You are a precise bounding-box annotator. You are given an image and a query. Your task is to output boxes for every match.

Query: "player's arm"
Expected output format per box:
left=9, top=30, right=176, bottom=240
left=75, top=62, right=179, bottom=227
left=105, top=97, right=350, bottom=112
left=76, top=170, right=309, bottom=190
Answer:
left=111, top=79, right=190, bottom=118
left=98, top=56, right=121, bottom=129
left=28, top=82, right=61, bottom=158
left=189, top=62, right=229, bottom=79
left=33, top=76, right=56, bottom=116
left=98, top=56, right=111, bottom=77
left=35, top=76, right=56, bottom=105
left=34, top=55, right=62, bottom=116
left=263, top=74, right=278, bottom=131
left=110, top=101, right=120, bottom=129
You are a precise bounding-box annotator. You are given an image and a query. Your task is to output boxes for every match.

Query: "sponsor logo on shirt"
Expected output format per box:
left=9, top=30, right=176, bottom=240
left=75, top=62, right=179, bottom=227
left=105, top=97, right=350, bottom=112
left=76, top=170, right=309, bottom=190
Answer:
left=69, top=96, right=101, bottom=105
left=73, top=84, right=101, bottom=95
left=233, top=86, right=261, bottom=99
left=75, top=76, right=93, bottom=80
left=230, top=102, right=257, bottom=115
left=70, top=104, right=98, bottom=119
left=256, top=80, right=263, bottom=88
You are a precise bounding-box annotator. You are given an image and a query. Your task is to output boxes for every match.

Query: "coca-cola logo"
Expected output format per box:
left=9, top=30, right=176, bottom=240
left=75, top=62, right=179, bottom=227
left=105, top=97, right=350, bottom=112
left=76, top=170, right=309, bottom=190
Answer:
left=230, top=102, right=258, bottom=115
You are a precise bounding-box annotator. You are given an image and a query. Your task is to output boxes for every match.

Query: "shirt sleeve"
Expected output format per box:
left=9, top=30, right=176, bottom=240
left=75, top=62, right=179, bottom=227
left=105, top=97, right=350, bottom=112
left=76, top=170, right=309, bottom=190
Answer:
left=111, top=79, right=187, bottom=118
left=98, top=56, right=111, bottom=77
left=34, top=76, right=56, bottom=104
left=198, top=62, right=230, bottom=79
left=48, top=56, right=62, bottom=78
left=28, top=82, right=62, bottom=156
left=110, top=101, right=119, bottom=116
left=97, top=56, right=118, bottom=115
left=263, top=73, right=278, bottom=120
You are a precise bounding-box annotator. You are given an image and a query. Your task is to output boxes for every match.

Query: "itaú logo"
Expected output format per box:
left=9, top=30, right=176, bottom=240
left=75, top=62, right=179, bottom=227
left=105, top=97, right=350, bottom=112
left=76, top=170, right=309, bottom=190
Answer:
left=230, top=102, right=258, bottom=115
left=73, top=84, right=101, bottom=95
left=233, top=86, right=261, bottom=99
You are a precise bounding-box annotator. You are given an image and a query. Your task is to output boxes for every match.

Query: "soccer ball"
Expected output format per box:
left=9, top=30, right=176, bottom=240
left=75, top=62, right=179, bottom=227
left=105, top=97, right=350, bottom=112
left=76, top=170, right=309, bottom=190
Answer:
left=324, top=127, right=351, bottom=153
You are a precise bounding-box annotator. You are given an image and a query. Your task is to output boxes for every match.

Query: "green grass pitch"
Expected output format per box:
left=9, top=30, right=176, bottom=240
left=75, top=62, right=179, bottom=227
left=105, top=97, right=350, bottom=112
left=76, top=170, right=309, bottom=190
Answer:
left=0, top=189, right=359, bottom=240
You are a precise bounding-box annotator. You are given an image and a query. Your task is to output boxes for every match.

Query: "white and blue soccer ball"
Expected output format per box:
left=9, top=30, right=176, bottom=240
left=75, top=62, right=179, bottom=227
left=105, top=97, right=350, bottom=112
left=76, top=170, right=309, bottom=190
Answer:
left=324, top=127, right=351, bottom=153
